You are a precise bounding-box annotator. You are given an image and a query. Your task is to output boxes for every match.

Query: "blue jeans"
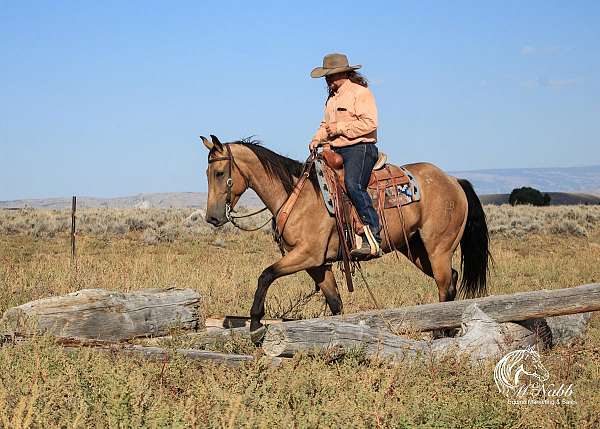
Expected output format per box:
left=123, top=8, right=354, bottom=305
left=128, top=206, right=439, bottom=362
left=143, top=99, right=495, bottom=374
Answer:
left=335, top=143, right=381, bottom=242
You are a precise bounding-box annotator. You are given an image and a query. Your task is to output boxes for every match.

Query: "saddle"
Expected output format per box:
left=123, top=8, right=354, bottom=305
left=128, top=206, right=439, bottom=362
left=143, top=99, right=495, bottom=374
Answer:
left=320, top=147, right=412, bottom=236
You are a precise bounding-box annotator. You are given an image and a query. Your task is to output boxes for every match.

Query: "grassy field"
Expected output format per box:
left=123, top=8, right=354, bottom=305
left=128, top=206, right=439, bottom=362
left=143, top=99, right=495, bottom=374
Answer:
left=0, top=206, right=599, bottom=427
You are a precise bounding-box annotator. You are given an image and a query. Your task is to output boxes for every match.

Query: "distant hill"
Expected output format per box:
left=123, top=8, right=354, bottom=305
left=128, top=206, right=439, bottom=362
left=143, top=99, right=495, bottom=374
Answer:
left=2, top=165, right=599, bottom=209
left=0, top=191, right=262, bottom=210
left=450, top=165, right=600, bottom=195
left=479, top=192, right=600, bottom=206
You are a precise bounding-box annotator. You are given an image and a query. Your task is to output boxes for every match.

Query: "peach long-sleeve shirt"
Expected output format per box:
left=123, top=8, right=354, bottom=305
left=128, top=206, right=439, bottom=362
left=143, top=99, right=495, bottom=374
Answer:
left=312, top=79, right=378, bottom=147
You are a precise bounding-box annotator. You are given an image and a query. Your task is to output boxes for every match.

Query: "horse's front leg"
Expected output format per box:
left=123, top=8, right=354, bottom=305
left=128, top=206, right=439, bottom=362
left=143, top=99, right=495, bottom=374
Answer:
left=250, top=247, right=319, bottom=334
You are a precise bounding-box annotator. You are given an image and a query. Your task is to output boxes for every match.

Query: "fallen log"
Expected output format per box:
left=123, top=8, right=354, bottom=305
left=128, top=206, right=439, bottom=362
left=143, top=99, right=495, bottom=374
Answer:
left=64, top=344, right=284, bottom=368
left=318, top=283, right=600, bottom=333
left=142, top=316, right=294, bottom=347
left=204, top=316, right=291, bottom=329
left=263, top=304, right=592, bottom=361
left=0, top=288, right=201, bottom=341
left=142, top=326, right=252, bottom=347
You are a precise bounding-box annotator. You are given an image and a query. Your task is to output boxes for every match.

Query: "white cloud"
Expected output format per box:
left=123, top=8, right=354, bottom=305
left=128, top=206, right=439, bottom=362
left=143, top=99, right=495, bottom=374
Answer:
left=521, top=46, right=536, bottom=55
left=521, top=77, right=581, bottom=89
left=542, top=78, right=580, bottom=88
left=520, top=45, right=563, bottom=56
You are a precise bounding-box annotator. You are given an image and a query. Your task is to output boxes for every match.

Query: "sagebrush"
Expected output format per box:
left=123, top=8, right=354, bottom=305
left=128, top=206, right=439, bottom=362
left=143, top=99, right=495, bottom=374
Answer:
left=0, top=207, right=599, bottom=427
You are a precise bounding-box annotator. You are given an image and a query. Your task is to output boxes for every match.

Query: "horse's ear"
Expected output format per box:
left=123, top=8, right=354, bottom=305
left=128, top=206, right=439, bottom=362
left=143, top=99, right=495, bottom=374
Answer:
left=200, top=136, right=213, bottom=151
left=210, top=135, right=223, bottom=151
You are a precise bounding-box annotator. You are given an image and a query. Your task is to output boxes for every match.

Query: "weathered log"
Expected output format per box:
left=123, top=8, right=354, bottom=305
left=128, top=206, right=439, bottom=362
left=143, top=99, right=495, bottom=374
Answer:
left=142, top=326, right=252, bottom=347
left=319, top=283, right=600, bottom=333
left=263, top=303, right=593, bottom=361
left=204, top=316, right=290, bottom=329
left=64, top=344, right=284, bottom=367
left=0, top=288, right=201, bottom=341
left=142, top=316, right=294, bottom=347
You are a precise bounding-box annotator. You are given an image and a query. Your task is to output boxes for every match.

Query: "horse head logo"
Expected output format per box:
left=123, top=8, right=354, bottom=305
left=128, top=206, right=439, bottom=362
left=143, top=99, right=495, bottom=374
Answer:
left=494, top=345, right=550, bottom=397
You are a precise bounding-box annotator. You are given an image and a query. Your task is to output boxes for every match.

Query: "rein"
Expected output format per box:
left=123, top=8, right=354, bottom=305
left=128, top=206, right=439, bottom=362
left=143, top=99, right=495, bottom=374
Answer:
left=229, top=206, right=272, bottom=231
left=208, top=144, right=316, bottom=234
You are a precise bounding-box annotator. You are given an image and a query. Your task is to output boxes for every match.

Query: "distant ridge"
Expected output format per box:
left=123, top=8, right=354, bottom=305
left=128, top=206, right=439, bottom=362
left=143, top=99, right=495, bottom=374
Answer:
left=2, top=165, right=599, bottom=209
left=450, top=165, right=600, bottom=195
left=2, top=190, right=598, bottom=210
left=480, top=192, right=600, bottom=206
left=0, top=191, right=262, bottom=210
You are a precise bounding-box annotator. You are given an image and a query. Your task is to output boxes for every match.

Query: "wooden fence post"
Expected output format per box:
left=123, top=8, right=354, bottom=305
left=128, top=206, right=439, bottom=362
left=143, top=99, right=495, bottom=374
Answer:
left=71, top=196, right=76, bottom=262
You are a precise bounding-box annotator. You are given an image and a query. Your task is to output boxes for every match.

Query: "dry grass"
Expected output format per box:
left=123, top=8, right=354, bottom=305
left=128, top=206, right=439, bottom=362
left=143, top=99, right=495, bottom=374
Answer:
left=0, top=206, right=599, bottom=427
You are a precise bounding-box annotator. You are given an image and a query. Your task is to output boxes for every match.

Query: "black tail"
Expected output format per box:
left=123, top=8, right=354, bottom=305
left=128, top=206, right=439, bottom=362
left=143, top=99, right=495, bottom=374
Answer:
left=458, top=179, right=491, bottom=298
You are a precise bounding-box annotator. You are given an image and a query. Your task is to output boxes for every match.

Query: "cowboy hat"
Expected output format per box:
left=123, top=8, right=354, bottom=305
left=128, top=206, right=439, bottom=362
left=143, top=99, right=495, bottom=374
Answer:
left=310, top=53, right=361, bottom=78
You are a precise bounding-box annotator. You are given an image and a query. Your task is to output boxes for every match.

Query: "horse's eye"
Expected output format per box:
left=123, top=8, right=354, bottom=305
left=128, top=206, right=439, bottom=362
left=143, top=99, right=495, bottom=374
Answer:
left=215, top=171, right=225, bottom=178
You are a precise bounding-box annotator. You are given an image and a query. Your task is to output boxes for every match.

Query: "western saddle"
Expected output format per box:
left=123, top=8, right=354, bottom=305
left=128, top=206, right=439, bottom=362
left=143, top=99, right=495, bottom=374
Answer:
left=320, top=146, right=410, bottom=235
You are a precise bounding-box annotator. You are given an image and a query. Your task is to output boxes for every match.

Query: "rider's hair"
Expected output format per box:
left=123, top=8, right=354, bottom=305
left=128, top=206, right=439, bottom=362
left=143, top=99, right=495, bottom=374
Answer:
left=326, top=71, right=368, bottom=101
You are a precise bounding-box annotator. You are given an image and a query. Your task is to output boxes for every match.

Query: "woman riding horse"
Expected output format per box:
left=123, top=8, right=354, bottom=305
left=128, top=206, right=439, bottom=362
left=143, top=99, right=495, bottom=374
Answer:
left=309, top=53, right=382, bottom=260
left=201, top=134, right=490, bottom=335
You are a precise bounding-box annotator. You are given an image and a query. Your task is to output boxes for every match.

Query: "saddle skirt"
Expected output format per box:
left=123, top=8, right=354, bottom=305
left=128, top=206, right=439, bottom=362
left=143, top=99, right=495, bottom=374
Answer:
left=368, top=164, right=421, bottom=209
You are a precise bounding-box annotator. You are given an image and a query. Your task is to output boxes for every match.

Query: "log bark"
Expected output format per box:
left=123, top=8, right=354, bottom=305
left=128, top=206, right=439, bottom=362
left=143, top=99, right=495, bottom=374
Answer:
left=64, top=344, right=284, bottom=368
left=263, top=303, right=593, bottom=361
left=0, top=288, right=201, bottom=341
left=320, top=283, right=600, bottom=333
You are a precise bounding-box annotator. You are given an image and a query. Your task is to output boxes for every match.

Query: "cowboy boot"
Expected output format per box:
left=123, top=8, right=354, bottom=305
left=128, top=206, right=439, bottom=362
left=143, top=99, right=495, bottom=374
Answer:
left=350, top=226, right=382, bottom=260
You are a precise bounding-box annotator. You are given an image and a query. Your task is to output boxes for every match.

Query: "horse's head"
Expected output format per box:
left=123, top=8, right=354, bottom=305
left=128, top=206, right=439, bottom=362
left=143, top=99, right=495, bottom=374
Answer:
left=520, top=346, right=550, bottom=383
left=201, top=135, right=249, bottom=227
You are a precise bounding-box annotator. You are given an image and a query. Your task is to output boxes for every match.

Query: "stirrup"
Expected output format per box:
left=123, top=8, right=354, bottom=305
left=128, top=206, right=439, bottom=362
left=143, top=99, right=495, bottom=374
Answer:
left=350, top=226, right=382, bottom=260
left=363, top=225, right=381, bottom=256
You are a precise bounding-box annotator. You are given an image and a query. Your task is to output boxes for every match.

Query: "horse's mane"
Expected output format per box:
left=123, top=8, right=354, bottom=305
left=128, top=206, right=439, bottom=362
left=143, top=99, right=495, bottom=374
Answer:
left=232, top=138, right=317, bottom=195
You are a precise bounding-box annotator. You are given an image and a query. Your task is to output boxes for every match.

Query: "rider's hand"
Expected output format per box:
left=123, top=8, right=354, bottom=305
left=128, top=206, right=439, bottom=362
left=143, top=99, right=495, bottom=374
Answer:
left=309, top=140, right=321, bottom=151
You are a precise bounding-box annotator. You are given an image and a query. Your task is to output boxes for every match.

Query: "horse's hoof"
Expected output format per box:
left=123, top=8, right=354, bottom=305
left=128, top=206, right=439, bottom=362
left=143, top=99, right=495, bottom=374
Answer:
left=250, top=325, right=267, bottom=345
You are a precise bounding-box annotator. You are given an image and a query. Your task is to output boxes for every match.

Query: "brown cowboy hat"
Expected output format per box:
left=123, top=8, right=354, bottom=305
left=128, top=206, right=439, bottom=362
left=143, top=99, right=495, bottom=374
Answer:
left=310, top=53, right=361, bottom=78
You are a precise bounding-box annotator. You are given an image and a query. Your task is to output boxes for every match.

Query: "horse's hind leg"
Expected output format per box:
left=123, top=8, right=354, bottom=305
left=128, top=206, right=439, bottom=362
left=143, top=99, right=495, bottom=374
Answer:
left=430, top=252, right=455, bottom=303
left=429, top=252, right=460, bottom=338
left=307, top=265, right=343, bottom=315
left=400, top=232, right=458, bottom=303
left=450, top=268, right=459, bottom=301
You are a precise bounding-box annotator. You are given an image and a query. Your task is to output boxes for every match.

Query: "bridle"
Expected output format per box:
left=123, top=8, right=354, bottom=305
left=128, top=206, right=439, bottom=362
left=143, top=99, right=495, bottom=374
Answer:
left=207, top=144, right=270, bottom=231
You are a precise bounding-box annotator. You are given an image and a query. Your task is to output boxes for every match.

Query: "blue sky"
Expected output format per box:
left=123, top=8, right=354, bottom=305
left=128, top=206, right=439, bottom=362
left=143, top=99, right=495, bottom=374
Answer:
left=1, top=1, right=599, bottom=200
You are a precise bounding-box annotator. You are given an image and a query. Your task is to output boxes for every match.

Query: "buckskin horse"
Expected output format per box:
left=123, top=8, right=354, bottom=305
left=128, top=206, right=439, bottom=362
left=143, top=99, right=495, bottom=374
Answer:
left=200, top=135, right=490, bottom=334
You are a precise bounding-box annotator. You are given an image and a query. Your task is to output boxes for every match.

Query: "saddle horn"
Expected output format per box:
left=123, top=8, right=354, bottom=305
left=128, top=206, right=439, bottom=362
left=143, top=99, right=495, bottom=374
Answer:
left=321, top=145, right=344, bottom=170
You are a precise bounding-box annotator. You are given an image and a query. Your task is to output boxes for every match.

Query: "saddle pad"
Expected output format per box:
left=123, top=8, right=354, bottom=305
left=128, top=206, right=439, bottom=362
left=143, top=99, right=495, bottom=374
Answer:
left=315, top=159, right=335, bottom=215
left=368, top=166, right=421, bottom=209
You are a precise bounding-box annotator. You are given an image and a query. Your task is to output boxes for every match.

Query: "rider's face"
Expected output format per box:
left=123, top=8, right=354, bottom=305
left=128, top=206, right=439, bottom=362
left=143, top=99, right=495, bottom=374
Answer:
left=325, top=72, right=347, bottom=91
